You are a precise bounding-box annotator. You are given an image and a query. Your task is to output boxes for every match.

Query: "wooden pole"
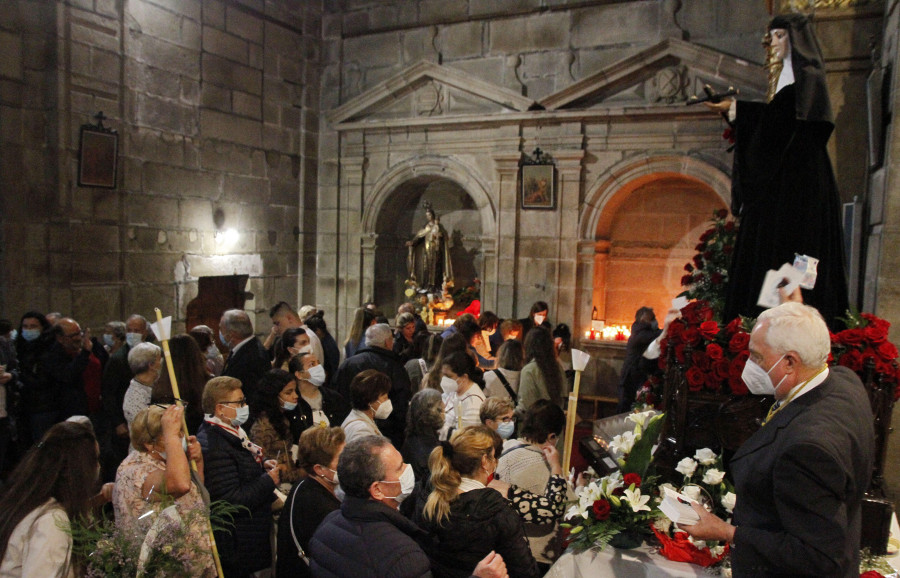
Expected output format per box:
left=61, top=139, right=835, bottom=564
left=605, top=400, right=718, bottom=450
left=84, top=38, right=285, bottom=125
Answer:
left=562, top=369, right=583, bottom=474
left=154, top=308, right=225, bottom=578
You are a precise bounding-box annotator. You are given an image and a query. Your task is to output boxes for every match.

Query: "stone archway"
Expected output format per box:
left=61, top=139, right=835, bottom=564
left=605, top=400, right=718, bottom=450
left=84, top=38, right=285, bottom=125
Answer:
left=578, top=155, right=731, bottom=328
left=362, top=156, right=496, bottom=316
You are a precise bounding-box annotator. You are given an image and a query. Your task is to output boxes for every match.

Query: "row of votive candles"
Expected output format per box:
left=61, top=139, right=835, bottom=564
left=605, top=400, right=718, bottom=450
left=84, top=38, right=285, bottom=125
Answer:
left=584, top=325, right=631, bottom=341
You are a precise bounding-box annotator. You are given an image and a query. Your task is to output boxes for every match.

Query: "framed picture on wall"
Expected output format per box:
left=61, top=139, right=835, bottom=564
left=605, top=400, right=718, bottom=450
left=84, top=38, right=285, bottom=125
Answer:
left=521, top=163, right=555, bottom=210
left=78, top=124, right=118, bottom=188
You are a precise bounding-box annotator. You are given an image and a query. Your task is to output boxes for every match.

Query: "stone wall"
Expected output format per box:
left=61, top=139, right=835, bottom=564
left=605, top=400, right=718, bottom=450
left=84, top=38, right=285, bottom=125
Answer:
left=317, top=0, right=884, bottom=341
left=0, top=0, right=322, bottom=334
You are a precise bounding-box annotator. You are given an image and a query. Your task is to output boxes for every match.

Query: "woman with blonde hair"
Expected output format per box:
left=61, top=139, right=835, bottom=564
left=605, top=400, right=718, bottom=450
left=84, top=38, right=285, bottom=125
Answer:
left=343, top=308, right=376, bottom=359
left=113, top=404, right=215, bottom=576
left=415, top=426, right=538, bottom=578
left=276, top=426, right=346, bottom=578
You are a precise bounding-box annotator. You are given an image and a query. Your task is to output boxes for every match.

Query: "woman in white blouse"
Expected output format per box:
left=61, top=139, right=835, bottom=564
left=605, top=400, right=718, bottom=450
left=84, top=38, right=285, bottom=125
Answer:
left=0, top=421, right=103, bottom=577
left=440, top=351, right=485, bottom=439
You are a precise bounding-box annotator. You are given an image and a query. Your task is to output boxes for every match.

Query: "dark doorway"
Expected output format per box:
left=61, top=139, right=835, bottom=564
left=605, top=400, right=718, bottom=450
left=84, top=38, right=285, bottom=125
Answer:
left=185, top=275, right=250, bottom=335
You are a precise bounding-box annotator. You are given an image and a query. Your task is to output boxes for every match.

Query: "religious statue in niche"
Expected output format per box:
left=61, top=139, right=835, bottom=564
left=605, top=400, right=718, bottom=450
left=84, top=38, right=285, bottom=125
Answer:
left=406, top=201, right=454, bottom=294
left=705, top=13, right=848, bottom=328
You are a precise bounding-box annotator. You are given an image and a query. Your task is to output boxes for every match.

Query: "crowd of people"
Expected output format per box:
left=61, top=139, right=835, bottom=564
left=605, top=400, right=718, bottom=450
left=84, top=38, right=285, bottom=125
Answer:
left=0, top=300, right=577, bottom=577
left=0, top=291, right=875, bottom=578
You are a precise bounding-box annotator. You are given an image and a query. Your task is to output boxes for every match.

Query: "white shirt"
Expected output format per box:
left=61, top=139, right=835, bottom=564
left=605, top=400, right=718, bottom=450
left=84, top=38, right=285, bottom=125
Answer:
left=787, top=366, right=829, bottom=402
left=443, top=386, right=485, bottom=438
left=0, top=499, right=74, bottom=578
left=123, top=378, right=153, bottom=431
left=341, top=409, right=381, bottom=444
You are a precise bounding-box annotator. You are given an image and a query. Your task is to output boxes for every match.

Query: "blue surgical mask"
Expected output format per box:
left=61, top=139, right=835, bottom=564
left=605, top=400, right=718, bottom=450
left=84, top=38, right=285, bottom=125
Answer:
left=103, top=334, right=115, bottom=347
left=126, top=332, right=143, bottom=348
left=232, top=404, right=250, bottom=427
left=282, top=400, right=298, bottom=411
left=497, top=421, right=515, bottom=439
left=21, top=328, right=40, bottom=342
left=219, top=330, right=228, bottom=347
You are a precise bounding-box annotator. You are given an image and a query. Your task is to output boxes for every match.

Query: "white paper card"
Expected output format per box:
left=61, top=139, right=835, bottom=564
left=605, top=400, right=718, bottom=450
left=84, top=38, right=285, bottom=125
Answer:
left=793, top=254, right=819, bottom=290
left=571, top=348, right=591, bottom=372
left=757, top=263, right=803, bottom=309
left=670, top=296, right=689, bottom=312
left=150, top=316, right=172, bottom=342
left=659, top=486, right=701, bottom=525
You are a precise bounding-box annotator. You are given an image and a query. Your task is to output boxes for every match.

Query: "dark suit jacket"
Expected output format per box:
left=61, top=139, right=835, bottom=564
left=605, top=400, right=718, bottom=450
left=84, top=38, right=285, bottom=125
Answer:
left=222, top=336, right=271, bottom=403
left=729, top=366, right=875, bottom=577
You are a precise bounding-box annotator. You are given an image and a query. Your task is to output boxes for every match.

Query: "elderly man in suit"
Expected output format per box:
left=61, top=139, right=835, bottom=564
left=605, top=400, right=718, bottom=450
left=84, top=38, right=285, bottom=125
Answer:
left=220, top=309, right=270, bottom=412
left=680, top=302, right=875, bottom=577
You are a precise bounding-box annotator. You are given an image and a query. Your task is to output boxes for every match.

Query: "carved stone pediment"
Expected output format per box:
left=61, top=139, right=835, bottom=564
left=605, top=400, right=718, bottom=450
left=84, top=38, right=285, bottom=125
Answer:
left=327, top=60, right=535, bottom=125
left=540, top=38, right=768, bottom=110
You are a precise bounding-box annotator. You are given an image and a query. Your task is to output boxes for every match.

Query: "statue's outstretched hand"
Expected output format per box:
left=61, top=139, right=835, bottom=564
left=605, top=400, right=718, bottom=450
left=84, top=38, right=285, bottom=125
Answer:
left=704, top=98, right=733, bottom=113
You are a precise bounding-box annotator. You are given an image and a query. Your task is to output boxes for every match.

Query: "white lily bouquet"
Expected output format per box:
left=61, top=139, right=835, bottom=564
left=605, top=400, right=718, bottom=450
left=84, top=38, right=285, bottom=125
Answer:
left=562, top=411, right=665, bottom=551
left=650, top=447, right=735, bottom=567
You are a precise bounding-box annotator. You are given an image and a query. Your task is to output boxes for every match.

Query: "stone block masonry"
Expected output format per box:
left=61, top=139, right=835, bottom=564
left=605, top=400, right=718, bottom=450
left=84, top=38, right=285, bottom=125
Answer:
left=0, top=0, right=322, bottom=336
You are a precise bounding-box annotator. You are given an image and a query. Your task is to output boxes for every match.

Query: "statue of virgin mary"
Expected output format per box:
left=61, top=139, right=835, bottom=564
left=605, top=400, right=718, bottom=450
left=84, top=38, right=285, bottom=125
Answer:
left=406, top=202, right=453, bottom=293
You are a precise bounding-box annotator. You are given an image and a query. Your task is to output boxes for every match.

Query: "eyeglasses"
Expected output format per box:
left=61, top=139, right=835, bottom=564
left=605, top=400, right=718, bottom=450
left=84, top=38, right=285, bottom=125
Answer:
left=219, top=398, right=247, bottom=408
left=152, top=399, right=189, bottom=410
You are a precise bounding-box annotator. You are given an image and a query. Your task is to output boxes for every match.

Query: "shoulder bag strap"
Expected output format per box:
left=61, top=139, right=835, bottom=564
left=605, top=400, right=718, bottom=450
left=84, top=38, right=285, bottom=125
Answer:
left=289, top=480, right=311, bottom=566
left=492, top=369, right=517, bottom=404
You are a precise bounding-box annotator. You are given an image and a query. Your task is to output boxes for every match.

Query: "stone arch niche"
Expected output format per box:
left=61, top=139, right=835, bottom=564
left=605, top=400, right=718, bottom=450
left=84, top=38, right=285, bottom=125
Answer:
left=578, top=155, right=731, bottom=330
left=362, top=157, right=495, bottom=317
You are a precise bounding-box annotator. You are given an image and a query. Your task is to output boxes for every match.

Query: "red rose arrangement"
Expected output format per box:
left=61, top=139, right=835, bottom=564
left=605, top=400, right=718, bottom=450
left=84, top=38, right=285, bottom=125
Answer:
left=832, top=311, right=900, bottom=401
left=679, top=210, right=737, bottom=316
left=657, top=300, right=753, bottom=397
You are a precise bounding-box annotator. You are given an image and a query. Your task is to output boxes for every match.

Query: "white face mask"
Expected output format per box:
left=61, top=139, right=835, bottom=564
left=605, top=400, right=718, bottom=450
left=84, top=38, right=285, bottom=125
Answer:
left=440, top=376, right=459, bottom=395
left=306, top=365, right=327, bottom=387
left=381, top=463, right=415, bottom=504
left=319, top=466, right=339, bottom=486
left=741, top=354, right=787, bottom=396
left=126, top=332, right=143, bottom=348
left=371, top=399, right=393, bottom=420
left=533, top=314, right=546, bottom=326
left=156, top=437, right=187, bottom=461
left=497, top=421, right=515, bottom=439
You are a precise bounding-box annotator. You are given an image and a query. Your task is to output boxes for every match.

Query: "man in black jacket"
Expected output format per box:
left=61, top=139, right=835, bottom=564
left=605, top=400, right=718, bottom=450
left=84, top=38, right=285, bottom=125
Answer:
left=332, top=324, right=411, bottom=447
left=679, top=302, right=875, bottom=577
left=309, top=435, right=506, bottom=578
left=101, top=314, right=152, bottom=479
left=220, top=309, right=271, bottom=410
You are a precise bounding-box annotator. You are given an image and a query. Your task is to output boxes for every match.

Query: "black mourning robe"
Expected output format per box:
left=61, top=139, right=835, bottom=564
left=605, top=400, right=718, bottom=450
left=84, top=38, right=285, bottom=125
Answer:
left=724, top=83, right=849, bottom=328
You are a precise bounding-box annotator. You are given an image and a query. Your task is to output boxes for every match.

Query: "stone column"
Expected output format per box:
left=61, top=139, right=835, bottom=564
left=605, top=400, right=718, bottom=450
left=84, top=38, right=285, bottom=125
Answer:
left=576, top=240, right=597, bottom=338
left=554, top=149, right=586, bottom=329
left=492, top=154, right=521, bottom=317
left=361, top=232, right=378, bottom=305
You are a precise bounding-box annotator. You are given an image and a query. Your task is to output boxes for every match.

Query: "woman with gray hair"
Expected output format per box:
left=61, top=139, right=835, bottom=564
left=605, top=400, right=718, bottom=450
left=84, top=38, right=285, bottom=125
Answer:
left=102, top=321, right=127, bottom=356
left=123, top=342, right=161, bottom=433
left=392, top=312, right=417, bottom=363
left=400, top=389, right=444, bottom=481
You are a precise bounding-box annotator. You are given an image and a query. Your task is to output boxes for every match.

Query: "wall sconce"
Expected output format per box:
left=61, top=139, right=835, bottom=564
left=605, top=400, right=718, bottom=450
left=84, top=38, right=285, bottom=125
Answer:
left=213, top=208, right=239, bottom=248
